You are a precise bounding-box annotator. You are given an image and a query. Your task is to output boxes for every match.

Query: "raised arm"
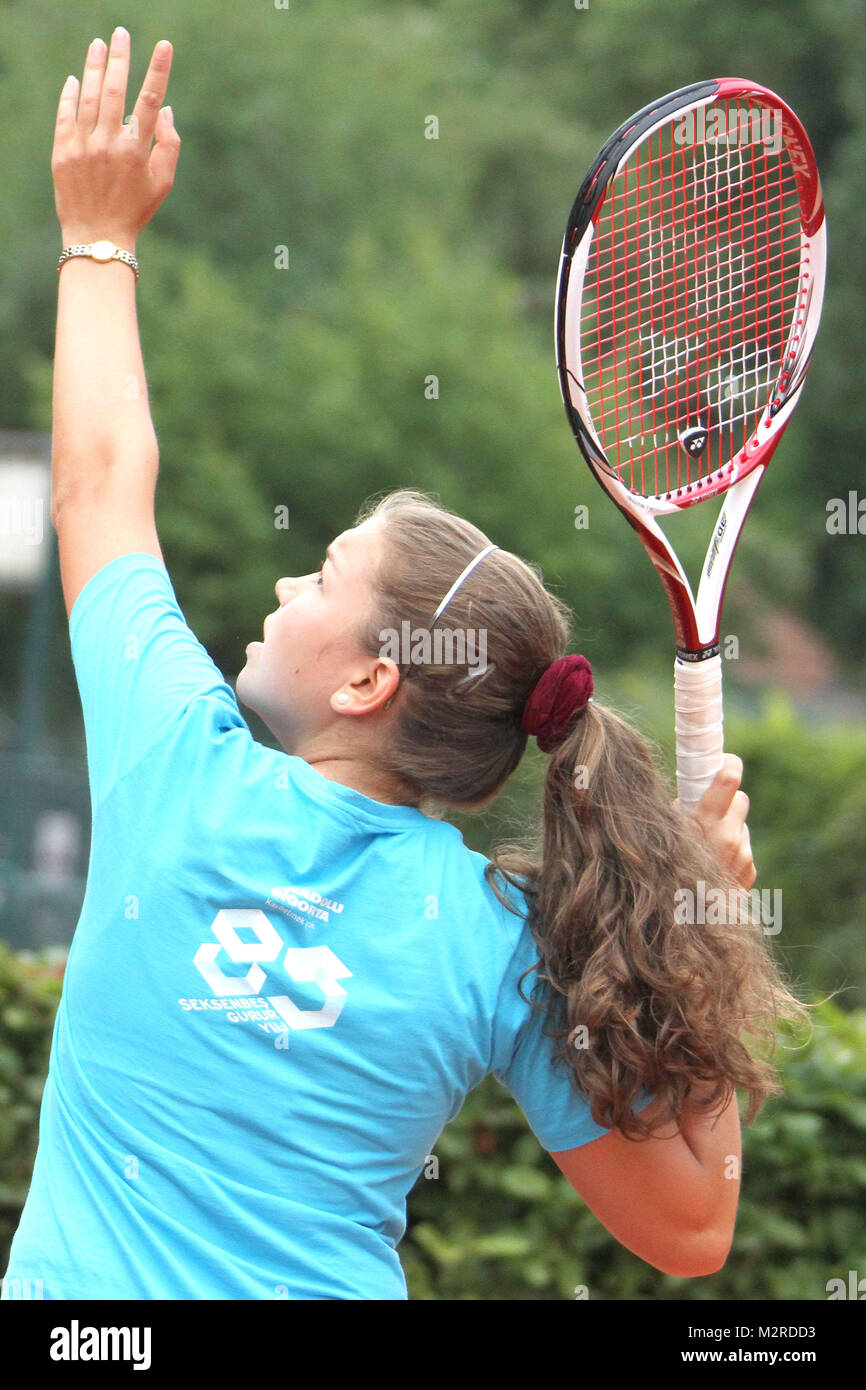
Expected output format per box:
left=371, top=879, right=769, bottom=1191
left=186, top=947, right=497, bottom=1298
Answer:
left=50, top=29, right=181, bottom=617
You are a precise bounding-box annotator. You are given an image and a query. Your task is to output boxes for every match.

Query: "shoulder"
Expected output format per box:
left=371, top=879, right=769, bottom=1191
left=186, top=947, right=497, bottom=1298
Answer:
left=455, top=842, right=534, bottom=919
left=68, top=549, right=172, bottom=627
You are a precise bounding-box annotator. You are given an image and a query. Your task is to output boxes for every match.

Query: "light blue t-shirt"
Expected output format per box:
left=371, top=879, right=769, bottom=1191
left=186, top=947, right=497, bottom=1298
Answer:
left=3, top=553, right=651, bottom=1300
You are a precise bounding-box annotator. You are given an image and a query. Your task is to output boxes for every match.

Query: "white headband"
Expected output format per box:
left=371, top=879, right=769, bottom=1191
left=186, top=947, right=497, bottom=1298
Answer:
left=432, top=543, right=499, bottom=623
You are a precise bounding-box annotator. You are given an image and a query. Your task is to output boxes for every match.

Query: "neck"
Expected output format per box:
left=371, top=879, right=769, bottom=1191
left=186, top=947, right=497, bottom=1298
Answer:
left=302, top=753, right=418, bottom=807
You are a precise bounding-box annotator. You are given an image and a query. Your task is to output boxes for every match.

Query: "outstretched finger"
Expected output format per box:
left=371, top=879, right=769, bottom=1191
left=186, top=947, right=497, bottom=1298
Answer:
left=148, top=105, right=182, bottom=199
left=96, top=27, right=131, bottom=134
left=52, top=74, right=80, bottom=158
left=77, top=37, right=108, bottom=137
left=129, top=40, right=173, bottom=148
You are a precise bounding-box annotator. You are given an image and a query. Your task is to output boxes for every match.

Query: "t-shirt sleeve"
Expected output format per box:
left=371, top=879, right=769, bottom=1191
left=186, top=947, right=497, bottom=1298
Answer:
left=490, top=888, right=656, bottom=1153
left=68, top=552, right=245, bottom=813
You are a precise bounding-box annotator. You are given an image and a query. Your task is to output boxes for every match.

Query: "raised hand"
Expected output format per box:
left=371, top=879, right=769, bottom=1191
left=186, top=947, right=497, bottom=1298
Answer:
left=52, top=28, right=180, bottom=247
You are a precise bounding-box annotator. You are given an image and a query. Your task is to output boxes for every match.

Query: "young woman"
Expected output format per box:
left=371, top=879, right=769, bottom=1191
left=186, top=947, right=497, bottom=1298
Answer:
left=3, top=31, right=808, bottom=1300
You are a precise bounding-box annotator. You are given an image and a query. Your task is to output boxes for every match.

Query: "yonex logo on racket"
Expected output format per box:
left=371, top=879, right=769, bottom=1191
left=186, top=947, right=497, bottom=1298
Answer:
left=705, top=515, right=728, bottom=579
left=674, top=105, right=782, bottom=154
left=679, top=426, right=709, bottom=459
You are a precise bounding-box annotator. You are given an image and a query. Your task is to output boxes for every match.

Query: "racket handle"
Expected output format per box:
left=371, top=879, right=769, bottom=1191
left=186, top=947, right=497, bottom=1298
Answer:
left=674, top=653, right=724, bottom=815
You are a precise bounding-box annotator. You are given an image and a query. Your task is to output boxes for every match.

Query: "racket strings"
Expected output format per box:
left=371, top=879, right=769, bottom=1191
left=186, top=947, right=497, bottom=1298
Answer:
left=580, top=98, right=804, bottom=497
left=580, top=230, right=802, bottom=313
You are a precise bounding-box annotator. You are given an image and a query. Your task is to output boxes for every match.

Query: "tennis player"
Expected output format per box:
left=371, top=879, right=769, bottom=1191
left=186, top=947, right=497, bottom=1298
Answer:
left=2, top=32, right=807, bottom=1300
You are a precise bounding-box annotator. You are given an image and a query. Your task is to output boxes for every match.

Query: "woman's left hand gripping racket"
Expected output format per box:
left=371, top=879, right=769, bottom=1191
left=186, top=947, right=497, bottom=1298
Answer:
left=555, top=78, right=826, bottom=813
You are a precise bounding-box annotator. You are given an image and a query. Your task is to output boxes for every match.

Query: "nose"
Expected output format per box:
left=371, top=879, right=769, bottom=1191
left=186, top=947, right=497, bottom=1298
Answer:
left=275, top=576, right=302, bottom=603
left=275, top=572, right=318, bottom=604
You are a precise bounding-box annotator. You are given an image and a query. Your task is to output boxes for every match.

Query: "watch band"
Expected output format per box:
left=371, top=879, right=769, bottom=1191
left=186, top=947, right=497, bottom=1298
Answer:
left=57, top=240, right=140, bottom=281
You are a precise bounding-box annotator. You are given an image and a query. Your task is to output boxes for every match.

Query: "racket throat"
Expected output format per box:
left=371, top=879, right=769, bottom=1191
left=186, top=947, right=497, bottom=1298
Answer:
left=676, top=642, right=720, bottom=663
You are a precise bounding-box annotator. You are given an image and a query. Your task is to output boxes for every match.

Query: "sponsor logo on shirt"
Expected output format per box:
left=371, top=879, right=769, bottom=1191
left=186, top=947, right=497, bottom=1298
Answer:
left=181, top=907, right=353, bottom=1042
left=178, top=995, right=287, bottom=1028
left=266, top=884, right=345, bottom=926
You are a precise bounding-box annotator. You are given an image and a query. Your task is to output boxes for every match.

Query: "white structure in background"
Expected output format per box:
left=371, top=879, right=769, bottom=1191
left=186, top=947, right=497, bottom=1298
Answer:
left=0, top=453, right=50, bottom=586
left=33, top=811, right=81, bottom=884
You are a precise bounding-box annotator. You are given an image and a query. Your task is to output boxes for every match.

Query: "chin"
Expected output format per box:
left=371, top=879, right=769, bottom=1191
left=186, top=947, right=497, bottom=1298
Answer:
left=235, top=665, right=257, bottom=712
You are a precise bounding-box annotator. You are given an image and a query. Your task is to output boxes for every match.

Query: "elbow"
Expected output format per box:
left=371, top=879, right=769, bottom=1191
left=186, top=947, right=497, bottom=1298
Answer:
left=51, top=448, right=158, bottom=529
left=51, top=460, right=110, bottom=527
left=658, top=1225, right=735, bottom=1278
left=51, top=486, right=70, bottom=530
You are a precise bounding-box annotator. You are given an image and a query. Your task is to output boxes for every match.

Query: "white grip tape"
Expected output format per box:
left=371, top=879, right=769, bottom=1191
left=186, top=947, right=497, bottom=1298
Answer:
left=674, top=653, right=724, bottom=814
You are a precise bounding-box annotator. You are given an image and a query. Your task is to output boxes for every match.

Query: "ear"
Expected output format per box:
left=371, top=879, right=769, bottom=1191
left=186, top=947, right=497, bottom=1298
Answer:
left=330, top=657, right=400, bottom=716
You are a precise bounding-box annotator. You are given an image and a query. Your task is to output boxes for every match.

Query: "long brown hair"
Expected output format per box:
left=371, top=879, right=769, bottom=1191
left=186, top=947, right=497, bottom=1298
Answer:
left=355, top=488, right=812, bottom=1137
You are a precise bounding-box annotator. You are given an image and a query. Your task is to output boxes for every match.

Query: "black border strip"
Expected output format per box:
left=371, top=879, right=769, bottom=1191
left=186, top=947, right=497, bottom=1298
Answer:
left=561, top=80, right=720, bottom=249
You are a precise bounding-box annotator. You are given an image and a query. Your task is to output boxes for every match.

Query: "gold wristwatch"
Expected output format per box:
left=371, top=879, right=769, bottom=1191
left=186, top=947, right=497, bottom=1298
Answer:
left=57, top=240, right=139, bottom=281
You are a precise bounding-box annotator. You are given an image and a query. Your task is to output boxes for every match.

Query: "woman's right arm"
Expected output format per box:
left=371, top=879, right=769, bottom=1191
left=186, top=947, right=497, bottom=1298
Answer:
left=548, top=757, right=755, bottom=1278
left=549, top=1082, right=740, bottom=1277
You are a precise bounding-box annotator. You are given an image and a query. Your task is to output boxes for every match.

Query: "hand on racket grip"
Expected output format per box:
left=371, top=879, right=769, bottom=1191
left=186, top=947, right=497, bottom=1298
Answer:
left=690, top=754, right=757, bottom=891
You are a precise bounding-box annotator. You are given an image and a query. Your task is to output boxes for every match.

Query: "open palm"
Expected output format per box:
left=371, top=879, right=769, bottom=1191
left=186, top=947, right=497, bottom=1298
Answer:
left=51, top=27, right=180, bottom=247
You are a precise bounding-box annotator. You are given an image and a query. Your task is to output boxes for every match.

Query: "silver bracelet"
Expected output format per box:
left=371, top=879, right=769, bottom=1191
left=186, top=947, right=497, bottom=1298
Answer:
left=57, top=240, right=139, bottom=281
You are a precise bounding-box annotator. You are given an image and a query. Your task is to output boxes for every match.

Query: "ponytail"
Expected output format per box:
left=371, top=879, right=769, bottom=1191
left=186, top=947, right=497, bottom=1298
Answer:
left=487, top=699, right=813, bottom=1139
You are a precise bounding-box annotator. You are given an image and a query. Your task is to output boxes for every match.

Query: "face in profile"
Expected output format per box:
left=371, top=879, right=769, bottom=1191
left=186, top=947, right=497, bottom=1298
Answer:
left=235, top=519, right=389, bottom=752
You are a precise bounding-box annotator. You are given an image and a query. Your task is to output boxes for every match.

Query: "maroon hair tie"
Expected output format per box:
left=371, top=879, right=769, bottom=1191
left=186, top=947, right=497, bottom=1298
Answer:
left=521, top=655, right=594, bottom=753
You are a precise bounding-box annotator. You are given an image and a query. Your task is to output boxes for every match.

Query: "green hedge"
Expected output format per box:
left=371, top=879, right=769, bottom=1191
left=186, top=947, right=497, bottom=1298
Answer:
left=1, top=940, right=864, bottom=1300
left=720, top=697, right=866, bottom=1014
left=402, top=1001, right=866, bottom=1300
left=0, top=944, right=63, bottom=1267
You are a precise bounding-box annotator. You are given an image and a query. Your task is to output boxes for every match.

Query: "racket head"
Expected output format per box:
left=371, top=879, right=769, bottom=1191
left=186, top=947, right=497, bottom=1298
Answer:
left=555, top=78, right=826, bottom=516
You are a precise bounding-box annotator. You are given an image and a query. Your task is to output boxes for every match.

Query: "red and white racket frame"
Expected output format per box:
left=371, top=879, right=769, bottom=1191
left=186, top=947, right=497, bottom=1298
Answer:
left=555, top=78, right=826, bottom=812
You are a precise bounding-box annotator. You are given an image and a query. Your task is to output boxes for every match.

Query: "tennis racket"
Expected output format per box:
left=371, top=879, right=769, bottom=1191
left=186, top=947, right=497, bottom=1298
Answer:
left=555, top=78, right=826, bottom=813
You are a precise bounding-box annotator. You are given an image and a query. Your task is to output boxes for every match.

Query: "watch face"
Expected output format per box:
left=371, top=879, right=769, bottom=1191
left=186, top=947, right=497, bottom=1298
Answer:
left=90, top=240, right=115, bottom=261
